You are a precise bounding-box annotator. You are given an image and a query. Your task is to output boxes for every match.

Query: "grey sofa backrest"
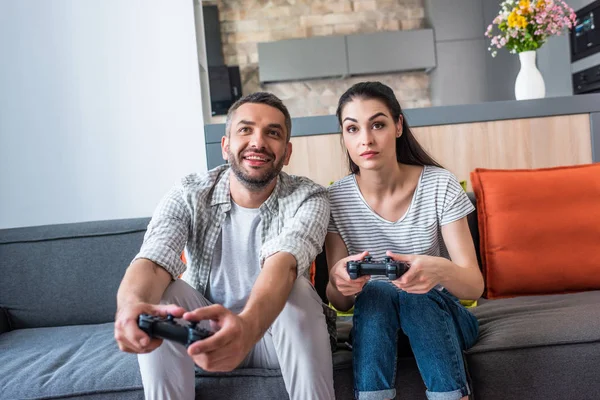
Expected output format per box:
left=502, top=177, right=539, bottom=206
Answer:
left=0, top=218, right=150, bottom=332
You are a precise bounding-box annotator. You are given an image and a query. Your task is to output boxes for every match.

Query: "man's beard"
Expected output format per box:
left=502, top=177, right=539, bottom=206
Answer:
left=228, top=148, right=286, bottom=191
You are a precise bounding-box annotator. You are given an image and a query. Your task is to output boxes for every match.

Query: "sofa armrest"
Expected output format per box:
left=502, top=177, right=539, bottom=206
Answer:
left=0, top=307, right=11, bottom=334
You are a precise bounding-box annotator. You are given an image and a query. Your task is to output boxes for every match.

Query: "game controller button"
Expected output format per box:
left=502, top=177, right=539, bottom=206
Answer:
left=167, top=314, right=175, bottom=323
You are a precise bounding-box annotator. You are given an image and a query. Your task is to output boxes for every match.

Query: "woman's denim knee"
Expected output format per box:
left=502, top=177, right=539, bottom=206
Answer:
left=356, top=280, right=399, bottom=312
left=352, top=280, right=402, bottom=397
left=395, top=288, right=477, bottom=397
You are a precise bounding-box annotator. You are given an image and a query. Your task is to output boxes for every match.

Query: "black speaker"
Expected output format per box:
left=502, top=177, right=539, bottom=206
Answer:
left=203, top=5, right=224, bottom=67
left=209, top=65, right=243, bottom=116
left=228, top=66, right=242, bottom=103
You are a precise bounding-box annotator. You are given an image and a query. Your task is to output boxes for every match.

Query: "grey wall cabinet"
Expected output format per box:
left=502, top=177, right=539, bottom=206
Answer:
left=346, top=29, right=436, bottom=75
left=425, top=0, right=485, bottom=42
left=258, top=29, right=436, bottom=83
left=425, top=0, right=522, bottom=105
left=426, top=0, right=578, bottom=106
left=258, top=36, right=348, bottom=83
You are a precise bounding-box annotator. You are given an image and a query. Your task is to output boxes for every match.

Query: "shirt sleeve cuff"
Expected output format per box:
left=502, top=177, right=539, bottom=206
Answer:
left=260, top=241, right=310, bottom=278
left=132, top=245, right=186, bottom=280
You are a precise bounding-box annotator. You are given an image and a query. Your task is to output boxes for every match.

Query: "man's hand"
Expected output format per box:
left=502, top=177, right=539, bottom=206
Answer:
left=386, top=250, right=445, bottom=294
left=329, top=251, right=371, bottom=297
left=184, top=305, right=258, bottom=372
left=114, top=302, right=186, bottom=354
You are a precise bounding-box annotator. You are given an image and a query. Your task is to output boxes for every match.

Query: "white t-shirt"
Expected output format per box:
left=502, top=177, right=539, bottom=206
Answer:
left=328, top=165, right=475, bottom=261
left=206, top=201, right=262, bottom=313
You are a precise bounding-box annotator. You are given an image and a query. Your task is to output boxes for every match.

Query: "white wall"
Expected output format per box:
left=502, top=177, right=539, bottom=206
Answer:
left=0, top=1, right=207, bottom=229
left=193, top=0, right=213, bottom=120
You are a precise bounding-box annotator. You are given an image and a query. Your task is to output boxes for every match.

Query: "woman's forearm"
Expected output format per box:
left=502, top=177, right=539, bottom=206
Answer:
left=438, top=259, right=484, bottom=300
left=326, top=282, right=355, bottom=312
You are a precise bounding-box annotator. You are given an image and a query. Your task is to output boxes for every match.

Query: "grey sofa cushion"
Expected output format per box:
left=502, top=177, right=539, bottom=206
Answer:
left=0, top=322, right=143, bottom=400
left=0, top=218, right=149, bottom=329
left=194, top=370, right=288, bottom=399
left=470, top=291, right=600, bottom=352
left=467, top=291, right=600, bottom=400
left=1, top=322, right=361, bottom=400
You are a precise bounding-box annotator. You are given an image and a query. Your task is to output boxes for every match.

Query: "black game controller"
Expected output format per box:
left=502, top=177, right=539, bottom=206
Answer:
left=138, top=314, right=213, bottom=347
left=346, top=256, right=409, bottom=280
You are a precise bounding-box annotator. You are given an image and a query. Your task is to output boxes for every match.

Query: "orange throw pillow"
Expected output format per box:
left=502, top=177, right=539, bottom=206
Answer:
left=471, top=164, right=600, bottom=299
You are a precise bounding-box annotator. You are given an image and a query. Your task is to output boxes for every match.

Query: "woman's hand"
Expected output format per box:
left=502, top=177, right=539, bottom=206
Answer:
left=329, top=251, right=371, bottom=297
left=386, top=250, right=448, bottom=294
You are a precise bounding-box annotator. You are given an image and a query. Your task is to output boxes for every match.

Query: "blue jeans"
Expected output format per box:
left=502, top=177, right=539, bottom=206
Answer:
left=352, top=280, right=479, bottom=400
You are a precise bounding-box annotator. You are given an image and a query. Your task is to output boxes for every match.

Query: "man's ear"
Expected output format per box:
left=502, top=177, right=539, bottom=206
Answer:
left=221, top=136, right=229, bottom=161
left=283, top=141, right=293, bottom=166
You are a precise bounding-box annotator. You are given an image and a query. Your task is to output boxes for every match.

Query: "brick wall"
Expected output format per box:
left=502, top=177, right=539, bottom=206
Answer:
left=205, top=0, right=430, bottom=123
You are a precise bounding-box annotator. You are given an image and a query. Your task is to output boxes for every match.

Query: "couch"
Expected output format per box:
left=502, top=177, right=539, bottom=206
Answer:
left=1, top=194, right=600, bottom=399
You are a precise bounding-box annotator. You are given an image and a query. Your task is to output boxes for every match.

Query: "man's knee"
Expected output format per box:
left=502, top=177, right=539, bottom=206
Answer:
left=160, top=279, right=210, bottom=311
left=275, top=277, right=324, bottom=328
left=287, top=276, right=321, bottom=306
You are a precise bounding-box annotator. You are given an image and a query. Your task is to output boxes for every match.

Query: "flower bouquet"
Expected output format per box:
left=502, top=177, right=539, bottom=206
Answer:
left=485, top=0, right=577, bottom=57
left=484, top=0, right=577, bottom=100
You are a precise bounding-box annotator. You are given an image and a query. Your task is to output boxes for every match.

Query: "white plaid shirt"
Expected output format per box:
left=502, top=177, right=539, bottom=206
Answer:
left=134, top=165, right=330, bottom=295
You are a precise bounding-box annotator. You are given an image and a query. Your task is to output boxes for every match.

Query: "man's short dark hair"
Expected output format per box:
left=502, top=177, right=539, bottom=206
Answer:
left=225, top=92, right=292, bottom=142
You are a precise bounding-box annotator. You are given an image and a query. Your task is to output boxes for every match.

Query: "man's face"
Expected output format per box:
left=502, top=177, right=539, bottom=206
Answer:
left=222, top=102, right=292, bottom=191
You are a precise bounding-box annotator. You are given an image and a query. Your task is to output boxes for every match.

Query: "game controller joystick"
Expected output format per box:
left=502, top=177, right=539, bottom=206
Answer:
left=138, top=314, right=213, bottom=347
left=346, top=256, right=409, bottom=280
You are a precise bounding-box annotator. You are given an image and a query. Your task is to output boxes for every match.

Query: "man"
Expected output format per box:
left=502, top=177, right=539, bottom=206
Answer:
left=114, top=92, right=335, bottom=400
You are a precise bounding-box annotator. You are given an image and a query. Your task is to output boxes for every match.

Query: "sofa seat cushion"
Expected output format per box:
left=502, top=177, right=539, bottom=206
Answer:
left=192, top=368, right=287, bottom=399
left=469, top=290, right=600, bottom=354
left=466, top=291, right=600, bottom=400
left=0, top=322, right=143, bottom=400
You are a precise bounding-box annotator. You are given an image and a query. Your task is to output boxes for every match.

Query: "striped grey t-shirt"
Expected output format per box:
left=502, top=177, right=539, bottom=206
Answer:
left=328, top=165, right=475, bottom=262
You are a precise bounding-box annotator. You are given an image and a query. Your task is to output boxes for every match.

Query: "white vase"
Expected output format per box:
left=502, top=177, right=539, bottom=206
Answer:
left=514, top=50, right=546, bottom=100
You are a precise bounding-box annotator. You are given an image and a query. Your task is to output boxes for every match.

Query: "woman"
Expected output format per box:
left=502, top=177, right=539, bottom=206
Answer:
left=326, top=82, right=483, bottom=400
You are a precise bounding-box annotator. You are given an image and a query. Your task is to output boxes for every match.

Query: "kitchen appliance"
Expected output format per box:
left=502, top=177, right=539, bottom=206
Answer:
left=571, top=1, right=600, bottom=94
left=571, top=0, right=600, bottom=62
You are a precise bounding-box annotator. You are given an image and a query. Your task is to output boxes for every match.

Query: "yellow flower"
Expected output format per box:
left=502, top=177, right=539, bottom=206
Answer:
left=508, top=9, right=528, bottom=28
left=536, top=0, right=546, bottom=8
left=508, top=10, right=516, bottom=26
left=519, top=0, right=533, bottom=15
left=518, top=15, right=528, bottom=28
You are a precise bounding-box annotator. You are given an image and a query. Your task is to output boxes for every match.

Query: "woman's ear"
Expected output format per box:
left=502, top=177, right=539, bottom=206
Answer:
left=395, top=115, right=404, bottom=138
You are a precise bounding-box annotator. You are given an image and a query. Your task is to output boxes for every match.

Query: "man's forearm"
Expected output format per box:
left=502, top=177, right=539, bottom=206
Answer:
left=116, top=258, right=173, bottom=310
left=238, top=252, right=297, bottom=343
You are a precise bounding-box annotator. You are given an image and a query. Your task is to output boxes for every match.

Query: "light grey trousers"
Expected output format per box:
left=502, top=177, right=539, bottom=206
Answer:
left=138, top=277, right=335, bottom=400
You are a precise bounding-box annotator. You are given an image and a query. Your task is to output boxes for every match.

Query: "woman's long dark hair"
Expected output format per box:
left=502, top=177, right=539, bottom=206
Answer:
left=336, top=81, right=442, bottom=174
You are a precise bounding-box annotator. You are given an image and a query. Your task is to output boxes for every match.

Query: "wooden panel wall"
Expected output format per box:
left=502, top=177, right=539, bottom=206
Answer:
left=283, top=114, right=593, bottom=189
left=284, top=134, right=349, bottom=187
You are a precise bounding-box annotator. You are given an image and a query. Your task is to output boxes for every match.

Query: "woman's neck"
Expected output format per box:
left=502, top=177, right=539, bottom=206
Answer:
left=356, top=162, right=415, bottom=196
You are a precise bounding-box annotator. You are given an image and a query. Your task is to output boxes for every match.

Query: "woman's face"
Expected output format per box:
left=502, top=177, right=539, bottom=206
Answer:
left=340, top=97, right=402, bottom=172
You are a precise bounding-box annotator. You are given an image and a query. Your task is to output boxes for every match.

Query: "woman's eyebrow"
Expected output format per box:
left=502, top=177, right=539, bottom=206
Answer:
left=368, top=112, right=388, bottom=121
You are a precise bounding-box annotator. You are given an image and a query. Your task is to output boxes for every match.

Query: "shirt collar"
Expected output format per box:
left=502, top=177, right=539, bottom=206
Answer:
left=209, top=167, right=231, bottom=209
left=261, top=175, right=282, bottom=215
left=209, top=165, right=282, bottom=215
